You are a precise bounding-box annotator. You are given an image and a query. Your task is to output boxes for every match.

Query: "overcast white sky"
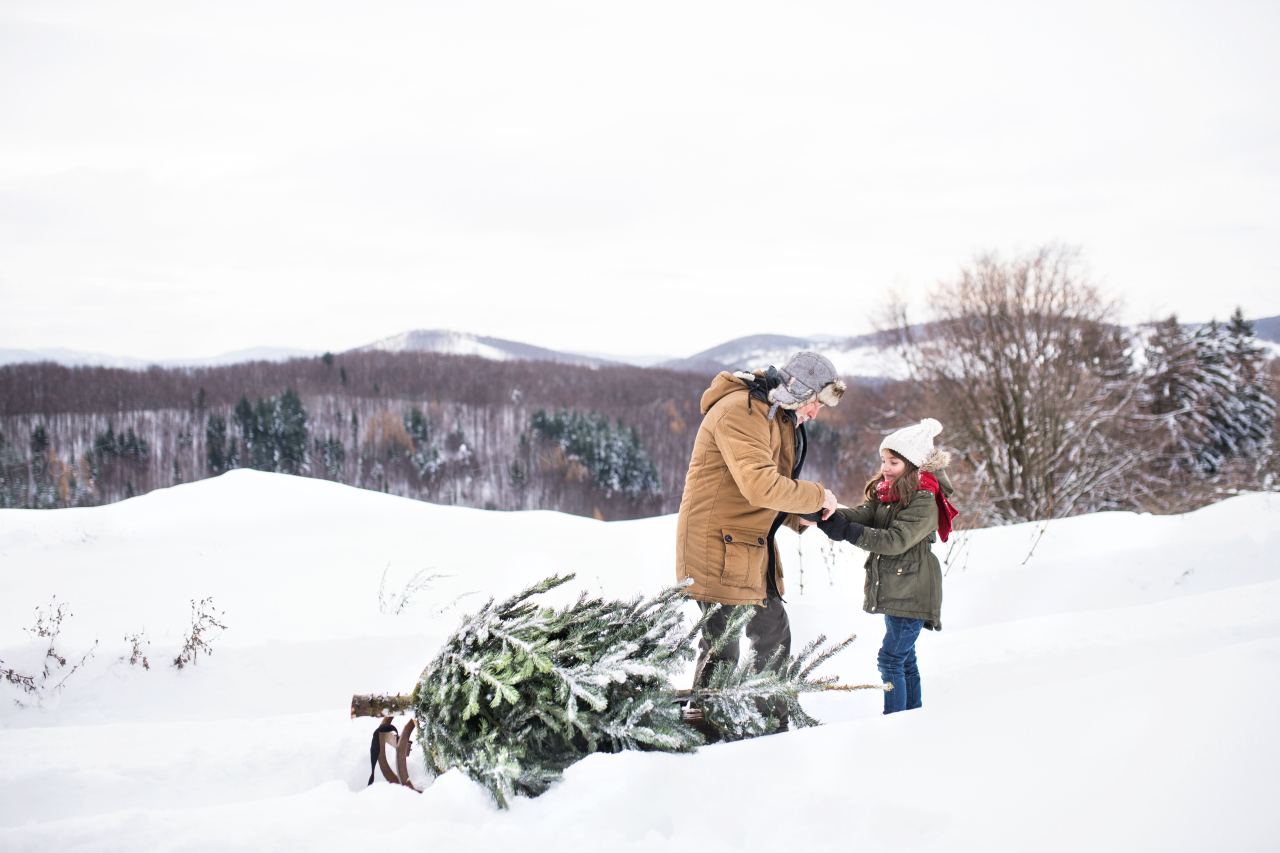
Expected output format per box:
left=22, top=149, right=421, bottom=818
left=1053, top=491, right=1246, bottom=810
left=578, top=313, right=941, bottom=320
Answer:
left=1, top=0, right=1277, bottom=361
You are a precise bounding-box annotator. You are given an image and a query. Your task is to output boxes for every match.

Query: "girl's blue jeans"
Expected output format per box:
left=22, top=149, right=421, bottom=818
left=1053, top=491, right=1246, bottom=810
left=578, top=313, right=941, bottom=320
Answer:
left=877, top=615, right=925, bottom=714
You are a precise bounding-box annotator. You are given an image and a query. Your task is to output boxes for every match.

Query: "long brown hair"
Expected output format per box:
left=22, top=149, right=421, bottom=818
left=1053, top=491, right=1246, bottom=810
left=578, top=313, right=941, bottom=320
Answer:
left=864, top=450, right=920, bottom=507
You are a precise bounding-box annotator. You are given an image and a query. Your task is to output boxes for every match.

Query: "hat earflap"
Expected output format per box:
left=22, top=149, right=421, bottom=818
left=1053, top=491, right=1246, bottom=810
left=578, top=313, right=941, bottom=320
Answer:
left=816, top=379, right=847, bottom=407
left=766, top=385, right=809, bottom=410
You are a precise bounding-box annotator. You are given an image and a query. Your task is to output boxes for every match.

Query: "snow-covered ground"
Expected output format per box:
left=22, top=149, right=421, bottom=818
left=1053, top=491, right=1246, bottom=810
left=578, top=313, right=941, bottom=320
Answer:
left=1, top=471, right=1277, bottom=851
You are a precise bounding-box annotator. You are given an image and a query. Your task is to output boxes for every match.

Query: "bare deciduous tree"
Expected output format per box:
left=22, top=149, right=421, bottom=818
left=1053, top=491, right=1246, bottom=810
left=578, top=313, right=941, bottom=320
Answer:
left=889, top=246, right=1148, bottom=523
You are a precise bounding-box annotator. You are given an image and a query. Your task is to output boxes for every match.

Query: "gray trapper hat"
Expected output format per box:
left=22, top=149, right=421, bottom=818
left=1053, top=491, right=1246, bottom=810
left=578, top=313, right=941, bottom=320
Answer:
left=766, top=351, right=847, bottom=420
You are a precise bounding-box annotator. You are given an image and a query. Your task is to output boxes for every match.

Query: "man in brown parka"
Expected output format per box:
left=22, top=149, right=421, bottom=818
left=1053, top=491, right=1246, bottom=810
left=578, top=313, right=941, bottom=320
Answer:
left=675, top=352, right=845, bottom=723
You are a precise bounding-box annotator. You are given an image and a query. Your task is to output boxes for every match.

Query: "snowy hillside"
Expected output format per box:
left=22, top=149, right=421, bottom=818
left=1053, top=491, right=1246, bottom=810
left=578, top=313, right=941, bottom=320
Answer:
left=661, top=332, right=911, bottom=379
left=0, top=346, right=320, bottom=370
left=355, top=329, right=613, bottom=367
left=1, top=472, right=1278, bottom=851
left=354, top=329, right=911, bottom=377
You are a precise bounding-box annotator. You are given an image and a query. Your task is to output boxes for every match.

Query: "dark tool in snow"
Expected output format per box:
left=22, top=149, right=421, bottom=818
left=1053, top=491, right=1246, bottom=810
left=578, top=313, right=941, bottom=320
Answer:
left=364, top=714, right=420, bottom=791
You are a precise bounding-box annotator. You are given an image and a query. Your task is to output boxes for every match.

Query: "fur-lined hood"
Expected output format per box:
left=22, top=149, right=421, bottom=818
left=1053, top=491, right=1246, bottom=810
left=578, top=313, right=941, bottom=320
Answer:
left=699, top=370, right=768, bottom=415
left=918, top=448, right=952, bottom=473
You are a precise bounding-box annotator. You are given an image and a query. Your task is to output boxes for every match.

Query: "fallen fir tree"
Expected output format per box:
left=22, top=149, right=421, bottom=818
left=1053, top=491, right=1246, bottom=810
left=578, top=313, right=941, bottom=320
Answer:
left=351, top=574, right=884, bottom=807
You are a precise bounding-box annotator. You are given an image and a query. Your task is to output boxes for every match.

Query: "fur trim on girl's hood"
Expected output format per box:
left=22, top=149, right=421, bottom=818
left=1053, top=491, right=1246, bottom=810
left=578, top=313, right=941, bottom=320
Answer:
left=919, top=448, right=952, bottom=472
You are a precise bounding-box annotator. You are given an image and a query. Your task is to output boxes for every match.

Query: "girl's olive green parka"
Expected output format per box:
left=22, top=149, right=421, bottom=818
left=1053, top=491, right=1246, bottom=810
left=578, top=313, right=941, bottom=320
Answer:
left=831, top=470, right=954, bottom=631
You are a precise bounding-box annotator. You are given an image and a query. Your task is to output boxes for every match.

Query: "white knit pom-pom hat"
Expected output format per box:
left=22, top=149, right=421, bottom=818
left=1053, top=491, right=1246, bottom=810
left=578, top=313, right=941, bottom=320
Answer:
left=880, top=418, right=951, bottom=471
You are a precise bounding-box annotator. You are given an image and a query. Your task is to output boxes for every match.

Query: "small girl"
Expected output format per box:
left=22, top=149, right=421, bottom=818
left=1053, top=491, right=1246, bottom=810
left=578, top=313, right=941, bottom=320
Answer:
left=813, top=418, right=958, bottom=715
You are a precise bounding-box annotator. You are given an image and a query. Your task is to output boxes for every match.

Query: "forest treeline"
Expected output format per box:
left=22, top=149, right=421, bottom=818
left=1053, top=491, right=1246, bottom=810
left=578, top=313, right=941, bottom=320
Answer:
left=0, top=354, right=699, bottom=518
left=0, top=352, right=908, bottom=519
left=0, top=351, right=717, bottom=415
left=0, top=348, right=925, bottom=518
left=2, top=257, right=1277, bottom=525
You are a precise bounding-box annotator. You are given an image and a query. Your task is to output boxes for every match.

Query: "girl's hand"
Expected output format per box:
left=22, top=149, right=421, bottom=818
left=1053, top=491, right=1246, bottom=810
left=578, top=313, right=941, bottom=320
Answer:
left=818, top=515, right=865, bottom=545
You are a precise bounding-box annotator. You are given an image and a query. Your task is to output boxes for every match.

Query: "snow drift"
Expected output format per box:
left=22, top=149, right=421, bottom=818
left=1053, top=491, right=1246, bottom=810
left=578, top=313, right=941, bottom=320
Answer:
left=1, top=470, right=1277, bottom=851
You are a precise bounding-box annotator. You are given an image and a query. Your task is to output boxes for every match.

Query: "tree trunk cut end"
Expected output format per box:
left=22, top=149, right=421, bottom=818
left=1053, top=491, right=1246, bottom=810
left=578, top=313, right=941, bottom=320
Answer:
left=351, top=692, right=414, bottom=718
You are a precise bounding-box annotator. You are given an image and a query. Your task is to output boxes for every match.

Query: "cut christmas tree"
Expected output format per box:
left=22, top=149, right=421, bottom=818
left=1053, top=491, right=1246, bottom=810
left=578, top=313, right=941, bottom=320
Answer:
left=351, top=574, right=883, bottom=807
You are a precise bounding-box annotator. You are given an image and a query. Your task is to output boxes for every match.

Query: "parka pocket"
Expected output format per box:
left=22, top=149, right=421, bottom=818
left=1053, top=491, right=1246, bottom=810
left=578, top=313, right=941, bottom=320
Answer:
left=720, top=527, right=767, bottom=588
left=875, top=553, right=928, bottom=608
left=886, top=558, right=920, bottom=577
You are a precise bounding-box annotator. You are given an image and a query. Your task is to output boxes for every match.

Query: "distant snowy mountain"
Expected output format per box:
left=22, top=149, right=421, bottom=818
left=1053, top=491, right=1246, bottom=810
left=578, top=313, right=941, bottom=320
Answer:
left=570, top=351, right=675, bottom=368
left=9, top=314, right=1272, bottom=377
left=353, top=330, right=616, bottom=367
left=348, top=329, right=907, bottom=376
left=0, top=346, right=319, bottom=369
left=667, top=313, right=1280, bottom=378
left=0, top=331, right=907, bottom=378
left=167, top=347, right=323, bottom=367
left=0, top=347, right=152, bottom=369
left=1255, top=315, right=1280, bottom=343
left=660, top=331, right=910, bottom=379
left=1251, top=315, right=1280, bottom=358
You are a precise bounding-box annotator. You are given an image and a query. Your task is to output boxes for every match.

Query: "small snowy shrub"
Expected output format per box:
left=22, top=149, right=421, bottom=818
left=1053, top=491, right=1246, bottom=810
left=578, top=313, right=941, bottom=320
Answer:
left=173, top=598, right=227, bottom=669
left=377, top=565, right=447, bottom=615
left=1, top=597, right=98, bottom=707
left=121, top=630, right=151, bottom=670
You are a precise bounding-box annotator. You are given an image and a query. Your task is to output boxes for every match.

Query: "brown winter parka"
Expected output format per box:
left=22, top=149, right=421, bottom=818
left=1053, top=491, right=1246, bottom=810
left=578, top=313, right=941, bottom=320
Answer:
left=675, top=371, right=826, bottom=606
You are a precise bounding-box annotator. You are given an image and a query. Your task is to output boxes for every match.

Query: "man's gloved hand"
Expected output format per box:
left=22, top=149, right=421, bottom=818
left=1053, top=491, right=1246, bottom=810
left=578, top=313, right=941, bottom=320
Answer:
left=817, top=515, right=864, bottom=545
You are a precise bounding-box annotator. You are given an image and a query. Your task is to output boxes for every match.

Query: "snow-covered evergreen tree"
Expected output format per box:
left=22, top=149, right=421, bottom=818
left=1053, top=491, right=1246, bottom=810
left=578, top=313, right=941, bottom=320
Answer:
left=232, top=395, right=265, bottom=469
left=27, top=425, right=59, bottom=509
left=403, top=407, right=442, bottom=478
left=316, top=435, right=345, bottom=478
left=1189, top=320, right=1245, bottom=474
left=0, top=431, right=29, bottom=508
left=1142, top=312, right=1276, bottom=476
left=412, top=575, right=701, bottom=807
left=230, top=389, right=310, bottom=474
left=410, top=575, right=869, bottom=807
left=1222, top=308, right=1276, bottom=462
left=205, top=415, right=234, bottom=473
left=1142, top=316, right=1232, bottom=474
left=272, top=389, right=309, bottom=474
left=529, top=408, right=661, bottom=495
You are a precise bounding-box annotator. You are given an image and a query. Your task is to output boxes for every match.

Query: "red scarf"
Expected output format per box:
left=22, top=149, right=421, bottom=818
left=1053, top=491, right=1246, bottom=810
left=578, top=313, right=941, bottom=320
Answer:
left=876, top=472, right=960, bottom=543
